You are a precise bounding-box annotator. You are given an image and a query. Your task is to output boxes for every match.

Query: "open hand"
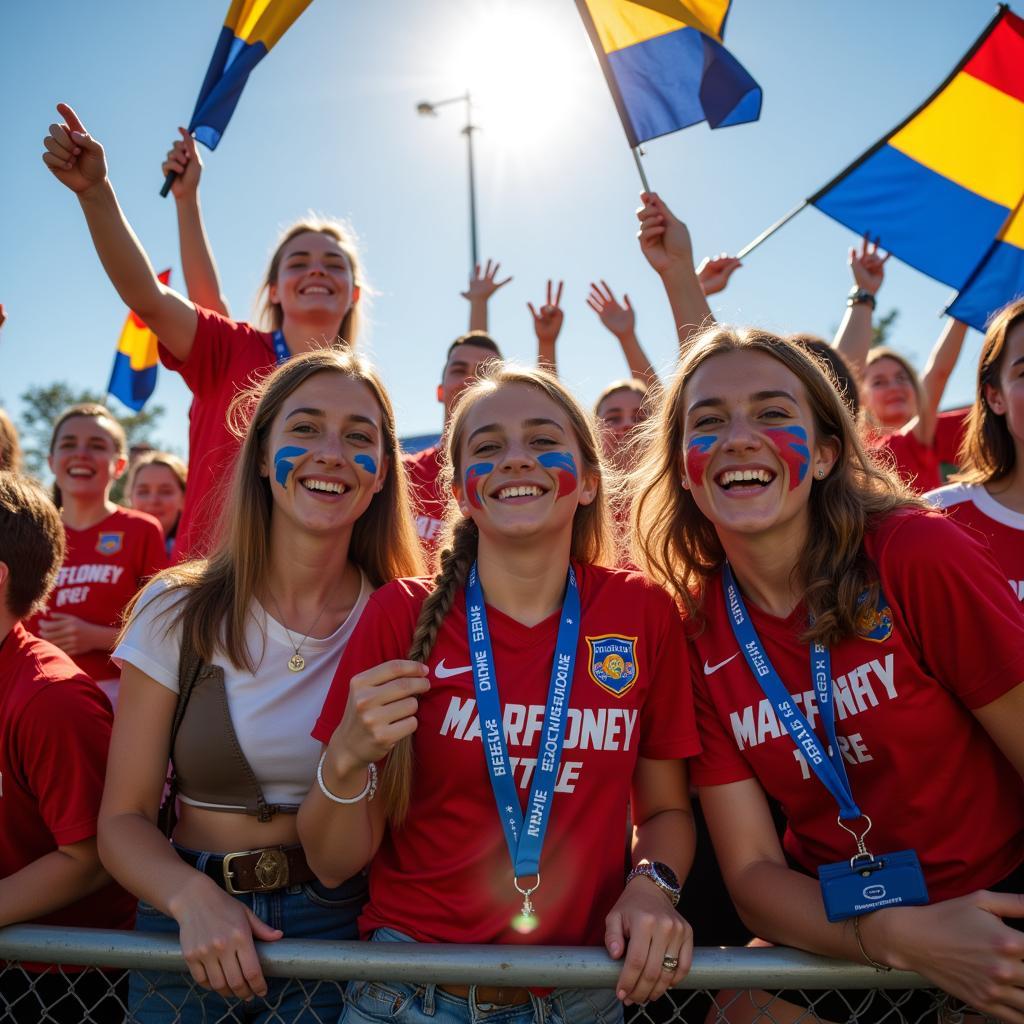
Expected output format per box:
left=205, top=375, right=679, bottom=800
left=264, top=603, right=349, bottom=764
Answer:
left=42, top=104, right=107, bottom=195
left=462, top=259, right=512, bottom=303
left=587, top=281, right=635, bottom=338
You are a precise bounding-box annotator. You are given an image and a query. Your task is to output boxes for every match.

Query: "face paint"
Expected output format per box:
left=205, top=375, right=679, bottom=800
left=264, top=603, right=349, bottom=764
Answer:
left=353, top=454, right=377, bottom=475
left=464, top=462, right=494, bottom=509
left=537, top=451, right=578, bottom=498
left=685, top=435, right=717, bottom=486
left=763, top=426, right=810, bottom=489
left=273, top=446, right=307, bottom=487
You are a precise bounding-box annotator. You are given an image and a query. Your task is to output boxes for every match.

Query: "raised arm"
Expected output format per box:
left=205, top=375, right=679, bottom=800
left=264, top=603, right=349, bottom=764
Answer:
left=162, top=128, right=229, bottom=316
left=462, top=259, right=512, bottom=332
left=914, top=318, right=969, bottom=446
left=701, top=778, right=1024, bottom=1020
left=586, top=280, right=657, bottom=386
left=832, top=235, right=889, bottom=379
left=42, top=104, right=198, bottom=363
left=528, top=279, right=564, bottom=374
left=636, top=192, right=712, bottom=356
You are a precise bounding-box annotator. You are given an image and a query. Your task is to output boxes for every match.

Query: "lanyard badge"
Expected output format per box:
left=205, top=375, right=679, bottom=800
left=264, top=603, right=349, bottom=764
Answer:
left=465, top=562, right=581, bottom=933
left=721, top=565, right=928, bottom=922
left=272, top=330, right=290, bottom=366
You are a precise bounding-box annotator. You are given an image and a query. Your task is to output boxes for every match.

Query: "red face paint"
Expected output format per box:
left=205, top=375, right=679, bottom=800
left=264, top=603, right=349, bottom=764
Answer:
left=537, top=451, right=578, bottom=498
left=763, top=427, right=810, bottom=490
left=464, top=462, right=493, bottom=509
left=685, top=436, right=716, bottom=486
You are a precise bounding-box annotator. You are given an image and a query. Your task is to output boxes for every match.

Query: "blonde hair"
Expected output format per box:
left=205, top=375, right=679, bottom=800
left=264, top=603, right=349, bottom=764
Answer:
left=256, top=217, right=364, bottom=347
left=630, top=326, right=925, bottom=646
left=381, top=363, right=615, bottom=823
left=862, top=347, right=924, bottom=430
left=0, top=408, right=22, bottom=474
left=954, top=298, right=1024, bottom=485
left=131, top=349, right=423, bottom=671
left=48, top=403, right=127, bottom=508
left=594, top=378, right=649, bottom=418
left=126, top=450, right=188, bottom=498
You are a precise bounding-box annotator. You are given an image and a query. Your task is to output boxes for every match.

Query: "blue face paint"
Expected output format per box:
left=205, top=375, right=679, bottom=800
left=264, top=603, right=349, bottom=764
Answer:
left=537, top=450, right=578, bottom=497
left=273, top=446, right=307, bottom=487
left=353, top=454, right=377, bottom=476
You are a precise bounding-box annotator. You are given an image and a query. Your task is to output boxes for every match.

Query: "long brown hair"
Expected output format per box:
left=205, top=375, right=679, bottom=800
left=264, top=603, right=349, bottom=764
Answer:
left=0, top=408, right=22, bottom=474
left=48, top=404, right=127, bottom=509
left=133, top=350, right=423, bottom=672
left=381, top=364, right=615, bottom=823
left=630, top=326, right=925, bottom=646
left=954, top=298, right=1024, bottom=485
left=256, top=218, right=364, bottom=347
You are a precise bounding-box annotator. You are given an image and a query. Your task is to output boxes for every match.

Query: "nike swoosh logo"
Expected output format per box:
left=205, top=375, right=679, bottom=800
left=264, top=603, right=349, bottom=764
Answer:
left=703, top=653, right=739, bottom=676
left=435, top=659, right=473, bottom=679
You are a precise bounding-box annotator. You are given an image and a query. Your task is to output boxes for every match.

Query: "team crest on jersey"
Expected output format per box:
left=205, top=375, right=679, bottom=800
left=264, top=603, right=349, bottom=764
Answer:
left=96, top=531, right=124, bottom=556
left=855, top=587, right=893, bottom=643
left=586, top=634, right=638, bottom=697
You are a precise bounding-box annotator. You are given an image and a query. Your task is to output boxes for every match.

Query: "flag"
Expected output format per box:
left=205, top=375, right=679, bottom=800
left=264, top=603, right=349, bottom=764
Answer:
left=107, top=270, right=171, bottom=413
left=810, top=7, right=1024, bottom=331
left=187, top=0, right=314, bottom=150
left=576, top=0, right=762, bottom=148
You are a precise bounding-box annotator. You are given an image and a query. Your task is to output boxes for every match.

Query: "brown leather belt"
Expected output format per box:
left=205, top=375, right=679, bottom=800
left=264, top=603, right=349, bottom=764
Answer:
left=178, top=844, right=316, bottom=895
left=438, top=984, right=533, bottom=1007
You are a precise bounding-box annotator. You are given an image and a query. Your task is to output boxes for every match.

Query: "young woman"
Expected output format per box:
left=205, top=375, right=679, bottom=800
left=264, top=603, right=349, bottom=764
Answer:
left=25, top=404, right=166, bottom=707
left=127, top=450, right=188, bottom=557
left=927, top=299, right=1024, bottom=603
left=631, top=325, right=1024, bottom=1022
left=43, top=104, right=365, bottom=559
left=98, top=350, right=423, bottom=1023
left=299, top=364, right=700, bottom=1023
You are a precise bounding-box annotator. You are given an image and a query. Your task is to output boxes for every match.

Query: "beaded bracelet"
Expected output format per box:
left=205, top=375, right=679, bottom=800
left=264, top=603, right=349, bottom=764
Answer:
left=316, top=751, right=378, bottom=804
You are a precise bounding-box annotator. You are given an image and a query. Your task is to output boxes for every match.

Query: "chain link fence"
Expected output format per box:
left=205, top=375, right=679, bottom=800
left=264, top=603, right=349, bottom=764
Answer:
left=0, top=925, right=995, bottom=1023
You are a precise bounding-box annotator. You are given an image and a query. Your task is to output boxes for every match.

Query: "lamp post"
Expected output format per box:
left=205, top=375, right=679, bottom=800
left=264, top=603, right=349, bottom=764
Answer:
left=416, top=91, right=479, bottom=272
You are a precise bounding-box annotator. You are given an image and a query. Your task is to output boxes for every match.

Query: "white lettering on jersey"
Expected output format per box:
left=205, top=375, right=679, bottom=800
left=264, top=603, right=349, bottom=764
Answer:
left=55, top=564, right=125, bottom=587
left=729, top=655, right=896, bottom=751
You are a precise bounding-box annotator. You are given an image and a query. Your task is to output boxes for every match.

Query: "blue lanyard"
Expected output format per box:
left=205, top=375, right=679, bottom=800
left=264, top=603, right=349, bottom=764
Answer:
left=721, top=563, right=862, bottom=821
left=465, top=561, right=581, bottom=878
left=271, top=330, right=289, bottom=365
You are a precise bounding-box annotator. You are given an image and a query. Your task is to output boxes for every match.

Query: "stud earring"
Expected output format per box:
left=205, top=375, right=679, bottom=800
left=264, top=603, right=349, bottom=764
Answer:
left=681, top=477, right=690, bottom=490
left=816, top=468, right=826, bottom=480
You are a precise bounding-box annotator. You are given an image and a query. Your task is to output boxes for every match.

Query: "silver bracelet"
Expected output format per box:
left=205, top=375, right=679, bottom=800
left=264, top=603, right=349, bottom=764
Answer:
left=316, top=750, right=378, bottom=804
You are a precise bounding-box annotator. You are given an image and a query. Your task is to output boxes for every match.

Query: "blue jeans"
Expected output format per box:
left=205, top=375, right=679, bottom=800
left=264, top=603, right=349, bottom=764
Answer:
left=129, top=846, right=367, bottom=1023
left=341, top=928, right=623, bottom=1024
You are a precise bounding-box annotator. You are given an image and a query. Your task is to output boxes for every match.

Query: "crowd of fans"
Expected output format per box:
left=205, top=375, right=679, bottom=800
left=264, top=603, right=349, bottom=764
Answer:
left=0, top=102, right=1020, bottom=1024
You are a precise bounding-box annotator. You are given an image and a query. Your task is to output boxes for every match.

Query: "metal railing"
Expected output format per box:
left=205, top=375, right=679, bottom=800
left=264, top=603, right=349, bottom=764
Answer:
left=0, top=925, right=982, bottom=1023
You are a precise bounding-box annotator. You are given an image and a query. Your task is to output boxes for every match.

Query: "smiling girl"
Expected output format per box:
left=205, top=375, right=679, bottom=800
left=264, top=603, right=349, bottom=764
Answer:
left=98, top=351, right=422, bottom=1023
left=632, top=326, right=1024, bottom=1022
left=25, top=404, right=165, bottom=707
left=43, top=104, right=364, bottom=560
left=127, top=451, right=187, bottom=557
left=300, top=364, right=699, bottom=1023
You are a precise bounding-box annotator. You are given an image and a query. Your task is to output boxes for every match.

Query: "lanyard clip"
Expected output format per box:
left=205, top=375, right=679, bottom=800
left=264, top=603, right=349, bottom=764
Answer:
left=837, top=813, right=874, bottom=867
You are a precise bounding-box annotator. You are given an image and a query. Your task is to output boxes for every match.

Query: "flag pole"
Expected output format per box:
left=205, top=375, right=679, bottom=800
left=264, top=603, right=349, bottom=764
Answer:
left=735, top=201, right=808, bottom=259
left=631, top=146, right=651, bottom=193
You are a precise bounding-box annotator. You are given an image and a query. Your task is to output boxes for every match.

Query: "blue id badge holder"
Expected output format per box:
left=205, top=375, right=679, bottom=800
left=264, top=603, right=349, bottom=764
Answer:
left=817, top=815, right=929, bottom=922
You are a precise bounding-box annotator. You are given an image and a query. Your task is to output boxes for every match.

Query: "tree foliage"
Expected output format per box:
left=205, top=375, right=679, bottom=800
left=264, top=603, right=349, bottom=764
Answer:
left=872, top=308, right=899, bottom=348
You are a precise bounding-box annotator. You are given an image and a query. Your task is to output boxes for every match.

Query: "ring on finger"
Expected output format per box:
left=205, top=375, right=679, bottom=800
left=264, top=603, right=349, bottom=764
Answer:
left=661, top=954, right=680, bottom=972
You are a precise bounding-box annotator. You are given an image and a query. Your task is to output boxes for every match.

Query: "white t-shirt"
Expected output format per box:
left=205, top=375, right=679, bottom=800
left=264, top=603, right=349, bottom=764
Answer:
left=113, top=572, right=372, bottom=809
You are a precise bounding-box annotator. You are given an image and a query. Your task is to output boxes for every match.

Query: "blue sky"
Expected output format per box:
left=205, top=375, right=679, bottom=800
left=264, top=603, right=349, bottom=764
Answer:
left=0, top=0, right=1002, bottom=456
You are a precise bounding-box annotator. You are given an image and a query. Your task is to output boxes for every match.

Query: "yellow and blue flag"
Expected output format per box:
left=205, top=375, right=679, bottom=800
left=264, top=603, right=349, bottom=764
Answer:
left=811, top=7, right=1024, bottom=332
left=107, top=270, right=171, bottom=412
left=576, top=0, right=761, bottom=147
left=187, top=0, right=313, bottom=150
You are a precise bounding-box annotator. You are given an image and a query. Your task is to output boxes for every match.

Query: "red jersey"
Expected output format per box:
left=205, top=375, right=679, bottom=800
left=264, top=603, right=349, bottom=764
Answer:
left=25, top=507, right=166, bottom=682
left=690, top=510, right=1024, bottom=902
left=868, top=408, right=968, bottom=494
left=927, top=482, right=1024, bottom=601
left=0, top=623, right=136, bottom=934
left=159, top=307, right=278, bottom=559
left=403, top=445, right=446, bottom=556
left=314, top=564, right=699, bottom=945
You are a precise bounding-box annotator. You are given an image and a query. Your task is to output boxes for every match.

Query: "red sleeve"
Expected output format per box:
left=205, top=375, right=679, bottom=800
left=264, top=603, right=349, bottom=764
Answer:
left=16, top=681, right=113, bottom=846
left=688, top=645, right=756, bottom=787
left=158, top=306, right=268, bottom=396
left=636, top=590, right=700, bottom=759
left=312, top=586, right=418, bottom=743
left=935, top=407, right=969, bottom=465
left=876, top=511, right=1024, bottom=708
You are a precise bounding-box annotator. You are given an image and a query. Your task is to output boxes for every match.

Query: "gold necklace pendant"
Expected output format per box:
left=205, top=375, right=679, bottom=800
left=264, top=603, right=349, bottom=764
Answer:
left=288, top=653, right=306, bottom=672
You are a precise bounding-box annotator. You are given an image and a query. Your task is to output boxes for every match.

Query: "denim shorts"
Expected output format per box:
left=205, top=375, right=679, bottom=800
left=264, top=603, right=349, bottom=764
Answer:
left=341, top=928, right=623, bottom=1024
left=129, top=844, right=367, bottom=1024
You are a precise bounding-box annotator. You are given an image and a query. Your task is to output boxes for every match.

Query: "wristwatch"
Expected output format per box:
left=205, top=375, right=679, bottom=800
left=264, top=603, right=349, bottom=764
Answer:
left=847, top=287, right=877, bottom=310
left=626, top=860, right=681, bottom=906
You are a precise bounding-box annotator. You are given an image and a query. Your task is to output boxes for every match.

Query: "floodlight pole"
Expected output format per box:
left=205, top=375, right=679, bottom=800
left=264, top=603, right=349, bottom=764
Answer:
left=416, top=91, right=479, bottom=272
